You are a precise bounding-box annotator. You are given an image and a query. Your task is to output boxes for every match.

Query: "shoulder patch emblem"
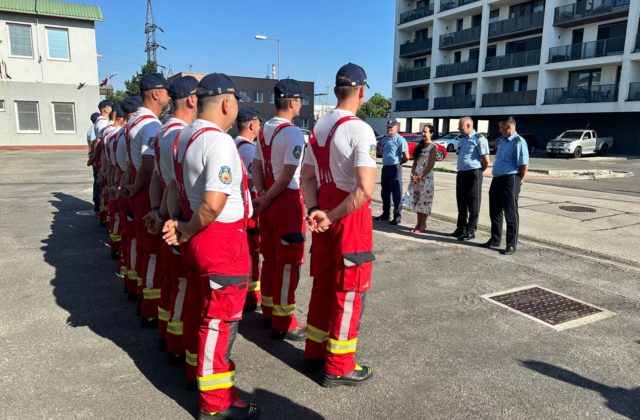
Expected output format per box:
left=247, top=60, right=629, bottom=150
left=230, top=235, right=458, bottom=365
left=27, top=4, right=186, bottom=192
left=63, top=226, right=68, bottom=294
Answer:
left=369, top=144, right=377, bottom=159
left=219, top=166, right=232, bottom=184
left=293, top=145, right=303, bottom=159
left=147, top=136, right=155, bottom=147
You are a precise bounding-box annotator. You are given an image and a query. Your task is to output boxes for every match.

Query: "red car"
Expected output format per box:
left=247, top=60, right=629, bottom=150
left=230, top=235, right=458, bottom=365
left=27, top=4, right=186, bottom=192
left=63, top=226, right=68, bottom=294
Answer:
left=377, top=133, right=447, bottom=161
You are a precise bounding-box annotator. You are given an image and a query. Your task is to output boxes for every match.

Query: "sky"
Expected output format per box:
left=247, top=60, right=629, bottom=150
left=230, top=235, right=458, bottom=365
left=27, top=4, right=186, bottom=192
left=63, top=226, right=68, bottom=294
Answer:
left=95, top=0, right=396, bottom=105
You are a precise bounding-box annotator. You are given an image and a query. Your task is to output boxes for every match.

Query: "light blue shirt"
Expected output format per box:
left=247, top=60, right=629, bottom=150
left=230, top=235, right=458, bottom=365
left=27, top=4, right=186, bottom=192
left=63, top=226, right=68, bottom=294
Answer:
left=492, top=132, right=529, bottom=177
left=457, top=130, right=489, bottom=171
left=381, top=134, right=408, bottom=166
left=87, top=125, right=96, bottom=145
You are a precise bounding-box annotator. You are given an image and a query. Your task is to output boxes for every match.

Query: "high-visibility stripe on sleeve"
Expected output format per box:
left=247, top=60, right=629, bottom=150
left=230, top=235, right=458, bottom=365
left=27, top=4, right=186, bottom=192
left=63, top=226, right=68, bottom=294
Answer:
left=143, top=288, right=161, bottom=300
left=157, top=306, right=170, bottom=322
left=197, top=371, right=235, bottom=391
left=185, top=350, right=198, bottom=367
left=248, top=281, right=260, bottom=292
left=167, top=321, right=183, bottom=335
left=261, top=295, right=273, bottom=307
left=327, top=337, right=358, bottom=354
left=272, top=303, right=295, bottom=316
left=306, top=324, right=329, bottom=344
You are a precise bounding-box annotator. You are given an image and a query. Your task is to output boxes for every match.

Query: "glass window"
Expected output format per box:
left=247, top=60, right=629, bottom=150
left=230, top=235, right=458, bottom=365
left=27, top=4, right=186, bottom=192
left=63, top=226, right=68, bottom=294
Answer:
left=15, top=101, right=40, bottom=132
left=413, top=58, right=427, bottom=68
left=52, top=102, right=76, bottom=132
left=46, top=27, right=70, bottom=60
left=238, top=90, right=247, bottom=99
left=269, top=93, right=275, bottom=104
left=0, top=100, right=5, bottom=111
left=504, top=76, right=528, bottom=92
left=302, top=97, right=309, bottom=105
left=489, top=10, right=500, bottom=23
left=8, top=23, right=33, bottom=57
left=299, top=118, right=309, bottom=129
left=253, top=91, right=264, bottom=103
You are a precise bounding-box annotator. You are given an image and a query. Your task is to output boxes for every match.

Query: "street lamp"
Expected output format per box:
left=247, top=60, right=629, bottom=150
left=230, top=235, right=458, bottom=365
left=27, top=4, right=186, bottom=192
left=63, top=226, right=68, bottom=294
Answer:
left=255, top=34, right=280, bottom=79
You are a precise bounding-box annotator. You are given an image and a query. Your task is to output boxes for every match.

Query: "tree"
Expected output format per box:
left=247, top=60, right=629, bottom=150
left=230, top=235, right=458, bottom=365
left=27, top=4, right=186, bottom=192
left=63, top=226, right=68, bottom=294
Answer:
left=124, top=60, right=159, bottom=97
left=357, top=93, right=391, bottom=118
left=106, top=90, right=127, bottom=103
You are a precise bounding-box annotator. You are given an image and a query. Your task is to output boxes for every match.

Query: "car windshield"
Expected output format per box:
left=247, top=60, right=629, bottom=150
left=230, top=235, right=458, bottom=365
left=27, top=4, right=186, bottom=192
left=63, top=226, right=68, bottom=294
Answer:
left=559, top=131, right=583, bottom=139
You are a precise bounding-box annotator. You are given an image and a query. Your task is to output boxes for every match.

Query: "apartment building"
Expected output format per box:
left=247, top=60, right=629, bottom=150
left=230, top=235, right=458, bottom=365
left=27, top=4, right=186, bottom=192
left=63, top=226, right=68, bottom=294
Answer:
left=393, top=0, right=640, bottom=154
left=0, top=1, right=103, bottom=147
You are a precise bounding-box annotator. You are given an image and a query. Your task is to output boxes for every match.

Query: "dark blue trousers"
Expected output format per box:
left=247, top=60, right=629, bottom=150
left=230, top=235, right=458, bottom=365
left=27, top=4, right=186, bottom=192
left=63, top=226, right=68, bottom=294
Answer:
left=92, top=166, right=100, bottom=212
left=381, top=164, right=403, bottom=220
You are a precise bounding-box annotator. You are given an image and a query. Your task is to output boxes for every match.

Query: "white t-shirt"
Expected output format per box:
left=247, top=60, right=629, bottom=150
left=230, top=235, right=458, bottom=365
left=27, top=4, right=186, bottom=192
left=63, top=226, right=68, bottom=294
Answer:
left=303, top=109, right=377, bottom=192
left=127, top=107, right=162, bottom=170
left=177, top=119, right=251, bottom=223
left=157, top=117, right=188, bottom=186
left=115, top=129, right=129, bottom=172
left=102, top=125, right=119, bottom=164
left=234, top=136, right=255, bottom=180
left=254, top=117, right=305, bottom=190
left=94, top=116, right=109, bottom=139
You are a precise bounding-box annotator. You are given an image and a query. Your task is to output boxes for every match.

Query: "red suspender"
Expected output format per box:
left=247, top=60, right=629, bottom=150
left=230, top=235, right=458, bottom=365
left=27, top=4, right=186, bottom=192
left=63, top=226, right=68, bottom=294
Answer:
left=258, top=122, right=294, bottom=187
left=309, top=116, right=361, bottom=187
left=125, top=114, right=156, bottom=174
left=153, top=122, right=186, bottom=188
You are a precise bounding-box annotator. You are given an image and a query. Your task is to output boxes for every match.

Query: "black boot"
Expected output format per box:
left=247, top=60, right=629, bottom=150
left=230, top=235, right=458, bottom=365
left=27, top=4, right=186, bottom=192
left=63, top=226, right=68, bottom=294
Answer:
left=321, top=365, right=373, bottom=388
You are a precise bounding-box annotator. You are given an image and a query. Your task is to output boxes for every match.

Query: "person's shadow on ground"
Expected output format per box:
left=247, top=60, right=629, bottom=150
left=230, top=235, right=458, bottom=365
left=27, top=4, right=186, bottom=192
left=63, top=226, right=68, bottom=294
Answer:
left=521, top=360, right=640, bottom=419
left=45, top=192, right=324, bottom=419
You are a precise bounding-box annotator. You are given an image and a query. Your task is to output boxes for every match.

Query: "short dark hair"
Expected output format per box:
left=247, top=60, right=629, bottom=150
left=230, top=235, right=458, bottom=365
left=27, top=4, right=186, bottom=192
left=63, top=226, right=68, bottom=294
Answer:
left=500, top=116, right=517, bottom=126
left=422, top=124, right=434, bottom=134
left=275, top=98, right=296, bottom=111
left=237, top=120, right=251, bottom=131
left=335, top=86, right=360, bottom=101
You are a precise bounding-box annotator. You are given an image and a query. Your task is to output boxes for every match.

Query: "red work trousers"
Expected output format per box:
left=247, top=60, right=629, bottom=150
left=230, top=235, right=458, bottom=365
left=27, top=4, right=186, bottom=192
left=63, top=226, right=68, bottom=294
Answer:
left=122, top=198, right=139, bottom=296
left=304, top=192, right=374, bottom=376
left=157, top=243, right=173, bottom=340
left=107, top=196, right=122, bottom=256
left=185, top=220, right=249, bottom=413
left=163, top=246, right=190, bottom=356
left=259, top=189, right=306, bottom=332
left=245, top=218, right=261, bottom=306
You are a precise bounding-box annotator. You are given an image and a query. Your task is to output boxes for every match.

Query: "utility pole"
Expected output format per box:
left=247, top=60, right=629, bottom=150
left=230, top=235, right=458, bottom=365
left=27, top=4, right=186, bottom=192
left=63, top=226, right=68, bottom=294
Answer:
left=145, top=0, right=165, bottom=63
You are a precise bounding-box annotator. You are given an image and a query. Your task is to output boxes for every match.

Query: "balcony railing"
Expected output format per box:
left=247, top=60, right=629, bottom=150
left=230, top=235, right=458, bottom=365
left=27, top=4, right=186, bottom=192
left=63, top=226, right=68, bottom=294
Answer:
left=482, top=90, right=537, bottom=107
left=544, top=84, right=619, bottom=104
left=635, top=33, right=640, bottom=52
left=554, top=0, right=630, bottom=27
left=628, top=82, right=640, bottom=101
left=396, top=98, right=429, bottom=112
left=399, top=2, right=434, bottom=24
left=440, top=0, right=480, bottom=12
left=548, top=37, right=625, bottom=63
left=400, top=38, right=433, bottom=58
left=397, top=67, right=431, bottom=83
left=433, top=95, right=476, bottom=109
left=440, top=26, right=481, bottom=49
left=488, top=11, right=544, bottom=41
left=485, top=50, right=540, bottom=71
left=435, top=59, right=478, bottom=78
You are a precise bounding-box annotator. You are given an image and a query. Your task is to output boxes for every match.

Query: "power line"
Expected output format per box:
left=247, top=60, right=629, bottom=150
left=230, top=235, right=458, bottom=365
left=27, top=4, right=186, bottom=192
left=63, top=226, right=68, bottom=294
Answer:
left=144, top=0, right=165, bottom=63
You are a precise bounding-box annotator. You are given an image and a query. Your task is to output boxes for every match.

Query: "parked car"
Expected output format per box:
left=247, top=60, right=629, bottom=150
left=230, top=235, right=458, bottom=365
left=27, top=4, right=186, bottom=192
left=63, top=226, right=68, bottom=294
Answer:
left=433, top=131, right=461, bottom=152
left=546, top=129, right=613, bottom=158
left=376, top=133, right=448, bottom=161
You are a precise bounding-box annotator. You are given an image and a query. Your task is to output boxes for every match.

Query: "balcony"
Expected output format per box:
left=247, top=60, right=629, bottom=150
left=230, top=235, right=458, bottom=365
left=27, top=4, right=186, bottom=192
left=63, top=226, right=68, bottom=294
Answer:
left=627, top=82, right=640, bottom=101
left=399, top=2, right=434, bottom=24
left=435, top=59, right=478, bottom=78
left=635, top=33, right=640, bottom=52
left=485, top=50, right=540, bottom=72
left=433, top=95, right=475, bottom=109
left=396, top=98, right=429, bottom=112
left=488, top=11, right=544, bottom=42
left=482, top=90, right=537, bottom=107
left=440, top=0, right=480, bottom=13
left=440, top=26, right=481, bottom=50
left=400, top=38, right=433, bottom=58
left=554, top=0, right=630, bottom=28
left=397, top=67, right=431, bottom=83
left=544, top=84, right=619, bottom=104
left=548, top=37, right=625, bottom=63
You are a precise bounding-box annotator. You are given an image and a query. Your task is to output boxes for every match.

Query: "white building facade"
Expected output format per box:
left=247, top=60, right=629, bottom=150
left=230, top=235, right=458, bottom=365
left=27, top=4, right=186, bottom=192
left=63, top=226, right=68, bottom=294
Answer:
left=393, top=0, right=640, bottom=154
left=0, top=1, right=102, bottom=147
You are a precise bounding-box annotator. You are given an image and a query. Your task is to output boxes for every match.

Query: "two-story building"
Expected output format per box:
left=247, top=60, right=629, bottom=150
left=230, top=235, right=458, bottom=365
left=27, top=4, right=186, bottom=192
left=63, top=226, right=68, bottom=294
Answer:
left=0, top=0, right=103, bottom=147
left=393, top=0, right=640, bottom=154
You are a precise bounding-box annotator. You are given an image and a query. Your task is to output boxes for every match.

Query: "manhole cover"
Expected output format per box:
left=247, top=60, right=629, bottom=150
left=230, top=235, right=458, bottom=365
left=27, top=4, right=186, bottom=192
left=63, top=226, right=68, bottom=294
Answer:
left=559, top=205, right=596, bottom=213
left=482, top=286, right=615, bottom=331
left=76, top=209, right=96, bottom=216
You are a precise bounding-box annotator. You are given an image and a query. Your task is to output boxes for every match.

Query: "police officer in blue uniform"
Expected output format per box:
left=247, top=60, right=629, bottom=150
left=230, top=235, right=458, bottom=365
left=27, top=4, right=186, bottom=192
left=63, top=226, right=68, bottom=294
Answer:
left=375, top=119, right=409, bottom=225
left=453, top=117, right=490, bottom=241
left=481, top=116, right=529, bottom=255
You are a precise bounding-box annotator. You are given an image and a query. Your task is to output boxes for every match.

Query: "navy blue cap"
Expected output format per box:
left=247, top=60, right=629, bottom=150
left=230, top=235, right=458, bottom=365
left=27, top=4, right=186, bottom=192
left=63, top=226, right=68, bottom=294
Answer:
left=112, top=103, right=125, bottom=118
left=196, top=73, right=250, bottom=102
left=169, top=75, right=199, bottom=99
left=274, top=79, right=309, bottom=101
left=98, top=99, right=113, bottom=110
left=386, top=118, right=399, bottom=127
left=121, top=96, right=142, bottom=114
left=139, top=73, right=169, bottom=92
left=336, top=63, right=369, bottom=88
left=237, top=107, right=264, bottom=123
left=90, top=112, right=100, bottom=123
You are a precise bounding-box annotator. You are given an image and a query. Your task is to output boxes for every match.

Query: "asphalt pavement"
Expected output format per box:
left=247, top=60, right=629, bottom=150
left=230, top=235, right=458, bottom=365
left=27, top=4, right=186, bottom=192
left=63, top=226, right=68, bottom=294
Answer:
left=1, top=150, right=639, bottom=420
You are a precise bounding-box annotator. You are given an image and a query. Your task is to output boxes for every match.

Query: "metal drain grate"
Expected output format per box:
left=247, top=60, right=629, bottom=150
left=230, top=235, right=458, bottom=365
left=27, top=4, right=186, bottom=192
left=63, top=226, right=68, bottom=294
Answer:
left=482, top=286, right=615, bottom=331
left=559, top=205, right=596, bottom=213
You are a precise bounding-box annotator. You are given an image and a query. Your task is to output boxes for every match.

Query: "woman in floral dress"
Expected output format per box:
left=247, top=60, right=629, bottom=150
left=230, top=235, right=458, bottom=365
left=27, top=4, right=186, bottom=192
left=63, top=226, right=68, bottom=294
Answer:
left=407, top=125, right=437, bottom=233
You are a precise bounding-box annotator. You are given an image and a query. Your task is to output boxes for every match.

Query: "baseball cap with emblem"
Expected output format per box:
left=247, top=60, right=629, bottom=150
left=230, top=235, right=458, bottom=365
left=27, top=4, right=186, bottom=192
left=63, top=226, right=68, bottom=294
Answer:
left=169, top=75, right=199, bottom=99
left=121, top=96, right=142, bottom=114
left=112, top=103, right=125, bottom=118
left=335, top=62, right=369, bottom=88
left=196, top=73, right=250, bottom=102
left=98, top=99, right=113, bottom=110
left=139, top=73, right=169, bottom=92
left=387, top=119, right=399, bottom=127
left=274, top=79, right=309, bottom=100
left=237, top=108, right=264, bottom=123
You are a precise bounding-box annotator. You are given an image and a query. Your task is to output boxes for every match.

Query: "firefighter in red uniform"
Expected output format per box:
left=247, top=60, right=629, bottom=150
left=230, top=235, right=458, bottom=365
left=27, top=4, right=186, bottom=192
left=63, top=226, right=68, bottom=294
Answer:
left=234, top=108, right=264, bottom=311
left=102, top=104, right=125, bottom=259
left=301, top=63, right=377, bottom=387
left=162, top=73, right=260, bottom=420
left=252, top=79, right=307, bottom=341
left=121, top=73, right=169, bottom=327
left=91, top=99, right=112, bottom=225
